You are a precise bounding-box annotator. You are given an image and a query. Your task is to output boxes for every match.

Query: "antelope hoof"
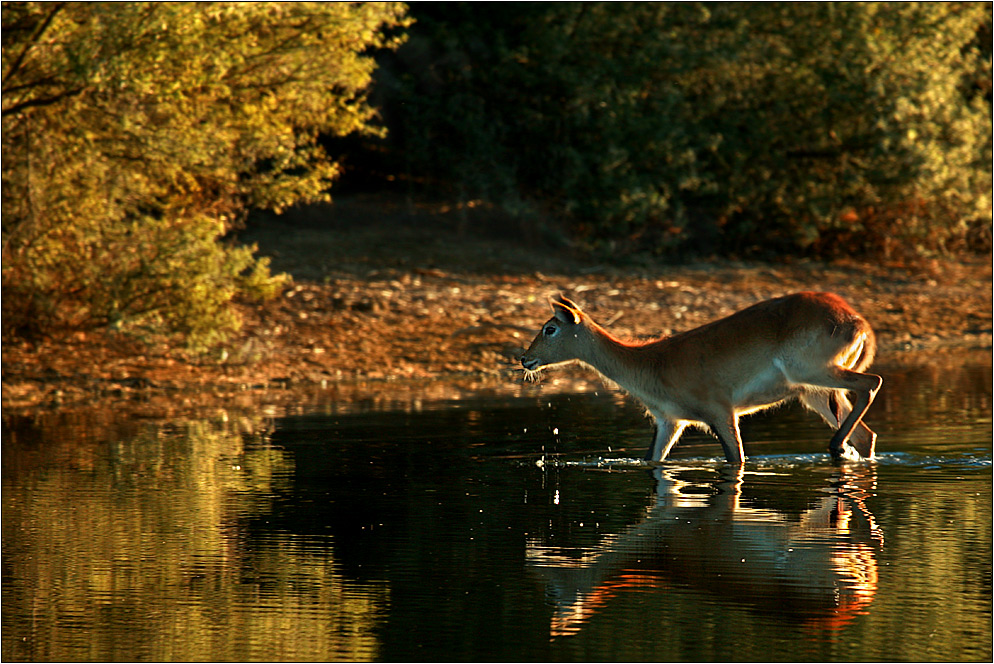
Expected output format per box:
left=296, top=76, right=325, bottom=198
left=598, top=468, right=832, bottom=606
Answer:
left=829, top=439, right=862, bottom=462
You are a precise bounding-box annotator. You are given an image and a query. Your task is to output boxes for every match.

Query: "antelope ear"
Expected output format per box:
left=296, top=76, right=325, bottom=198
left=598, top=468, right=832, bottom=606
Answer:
left=550, top=295, right=581, bottom=325
left=554, top=293, right=582, bottom=311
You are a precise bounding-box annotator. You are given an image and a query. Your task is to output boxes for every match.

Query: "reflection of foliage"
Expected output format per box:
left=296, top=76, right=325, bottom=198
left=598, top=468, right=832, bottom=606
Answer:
left=394, top=3, right=991, bottom=257
left=2, top=413, right=388, bottom=661
left=1, top=2, right=408, bottom=347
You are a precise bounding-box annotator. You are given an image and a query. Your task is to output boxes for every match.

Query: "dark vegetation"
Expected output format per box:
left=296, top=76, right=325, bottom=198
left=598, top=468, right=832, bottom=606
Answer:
left=375, top=3, right=992, bottom=258
left=2, top=2, right=991, bottom=350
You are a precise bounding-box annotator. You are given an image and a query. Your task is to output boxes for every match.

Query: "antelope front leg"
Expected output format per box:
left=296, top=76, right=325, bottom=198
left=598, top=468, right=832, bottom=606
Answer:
left=710, top=415, right=745, bottom=465
left=645, top=417, right=686, bottom=462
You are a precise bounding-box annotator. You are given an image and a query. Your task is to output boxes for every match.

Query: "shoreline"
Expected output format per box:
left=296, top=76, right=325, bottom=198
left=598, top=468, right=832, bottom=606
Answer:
left=3, top=254, right=990, bottom=416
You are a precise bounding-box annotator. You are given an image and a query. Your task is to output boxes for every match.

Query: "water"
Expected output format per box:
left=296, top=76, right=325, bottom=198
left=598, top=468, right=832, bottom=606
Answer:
left=3, top=356, right=991, bottom=662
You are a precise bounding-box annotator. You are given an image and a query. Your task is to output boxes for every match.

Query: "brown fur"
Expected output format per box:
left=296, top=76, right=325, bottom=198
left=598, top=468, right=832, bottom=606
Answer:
left=521, top=292, right=882, bottom=464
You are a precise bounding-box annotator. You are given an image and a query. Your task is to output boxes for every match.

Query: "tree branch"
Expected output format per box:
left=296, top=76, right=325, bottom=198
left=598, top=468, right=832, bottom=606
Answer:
left=2, top=87, right=85, bottom=117
left=2, top=2, right=67, bottom=88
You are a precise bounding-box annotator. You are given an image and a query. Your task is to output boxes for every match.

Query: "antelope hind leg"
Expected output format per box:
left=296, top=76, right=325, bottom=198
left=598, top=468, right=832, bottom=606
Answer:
left=826, top=370, right=882, bottom=458
left=800, top=389, right=877, bottom=459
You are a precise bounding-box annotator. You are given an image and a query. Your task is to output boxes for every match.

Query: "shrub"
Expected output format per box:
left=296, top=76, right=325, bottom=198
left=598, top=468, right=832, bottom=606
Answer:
left=390, top=2, right=991, bottom=258
left=2, top=2, right=409, bottom=347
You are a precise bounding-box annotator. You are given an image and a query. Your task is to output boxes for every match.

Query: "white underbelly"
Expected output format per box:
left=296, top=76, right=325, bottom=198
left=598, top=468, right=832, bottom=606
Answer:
left=732, top=365, right=794, bottom=412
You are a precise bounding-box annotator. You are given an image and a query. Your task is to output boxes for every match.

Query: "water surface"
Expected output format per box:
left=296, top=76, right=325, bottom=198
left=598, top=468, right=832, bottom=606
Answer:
left=3, top=356, right=991, bottom=661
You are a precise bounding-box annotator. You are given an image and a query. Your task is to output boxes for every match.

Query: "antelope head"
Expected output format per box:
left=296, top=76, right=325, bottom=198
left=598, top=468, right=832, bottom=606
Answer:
left=521, top=295, right=588, bottom=378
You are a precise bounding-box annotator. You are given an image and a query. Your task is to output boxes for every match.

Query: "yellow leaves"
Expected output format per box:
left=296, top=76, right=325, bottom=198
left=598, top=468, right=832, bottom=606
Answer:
left=2, top=1, right=408, bottom=346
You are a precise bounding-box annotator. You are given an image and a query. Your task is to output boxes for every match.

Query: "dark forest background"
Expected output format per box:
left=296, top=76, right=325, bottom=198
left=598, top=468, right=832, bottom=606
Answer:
left=358, top=3, right=992, bottom=257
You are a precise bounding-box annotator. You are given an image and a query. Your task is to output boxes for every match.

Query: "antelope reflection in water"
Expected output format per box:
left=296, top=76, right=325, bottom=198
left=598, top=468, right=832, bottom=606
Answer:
left=528, top=465, right=882, bottom=638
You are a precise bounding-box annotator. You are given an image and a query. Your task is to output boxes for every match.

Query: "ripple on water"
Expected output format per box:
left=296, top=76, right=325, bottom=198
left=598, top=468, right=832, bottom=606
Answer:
left=533, top=450, right=992, bottom=472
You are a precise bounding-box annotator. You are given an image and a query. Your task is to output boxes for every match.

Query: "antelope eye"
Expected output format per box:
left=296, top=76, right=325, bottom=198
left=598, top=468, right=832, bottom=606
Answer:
left=544, top=325, right=557, bottom=336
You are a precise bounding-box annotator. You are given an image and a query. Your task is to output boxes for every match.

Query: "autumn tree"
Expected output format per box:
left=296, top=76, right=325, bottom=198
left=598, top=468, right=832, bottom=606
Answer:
left=2, top=2, right=408, bottom=346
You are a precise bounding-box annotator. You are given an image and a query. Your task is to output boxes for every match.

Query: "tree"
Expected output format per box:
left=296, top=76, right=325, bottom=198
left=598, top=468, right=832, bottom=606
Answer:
left=390, top=2, right=991, bottom=257
left=2, top=2, right=409, bottom=346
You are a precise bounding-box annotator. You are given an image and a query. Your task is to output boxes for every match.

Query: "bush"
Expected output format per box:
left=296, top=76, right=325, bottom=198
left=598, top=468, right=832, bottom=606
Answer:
left=389, top=2, right=991, bottom=258
left=2, top=2, right=408, bottom=347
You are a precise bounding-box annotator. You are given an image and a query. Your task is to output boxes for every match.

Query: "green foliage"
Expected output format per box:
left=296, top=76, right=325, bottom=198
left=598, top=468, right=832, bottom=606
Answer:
left=392, top=2, right=991, bottom=257
left=2, top=2, right=408, bottom=346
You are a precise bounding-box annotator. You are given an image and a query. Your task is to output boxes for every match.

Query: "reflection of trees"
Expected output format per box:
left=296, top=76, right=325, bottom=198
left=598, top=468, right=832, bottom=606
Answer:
left=2, top=414, right=387, bottom=662
left=874, top=358, right=993, bottom=444
left=529, top=465, right=882, bottom=638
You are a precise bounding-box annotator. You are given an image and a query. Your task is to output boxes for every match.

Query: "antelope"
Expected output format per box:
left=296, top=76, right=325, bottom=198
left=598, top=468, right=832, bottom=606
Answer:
left=520, top=292, right=882, bottom=464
